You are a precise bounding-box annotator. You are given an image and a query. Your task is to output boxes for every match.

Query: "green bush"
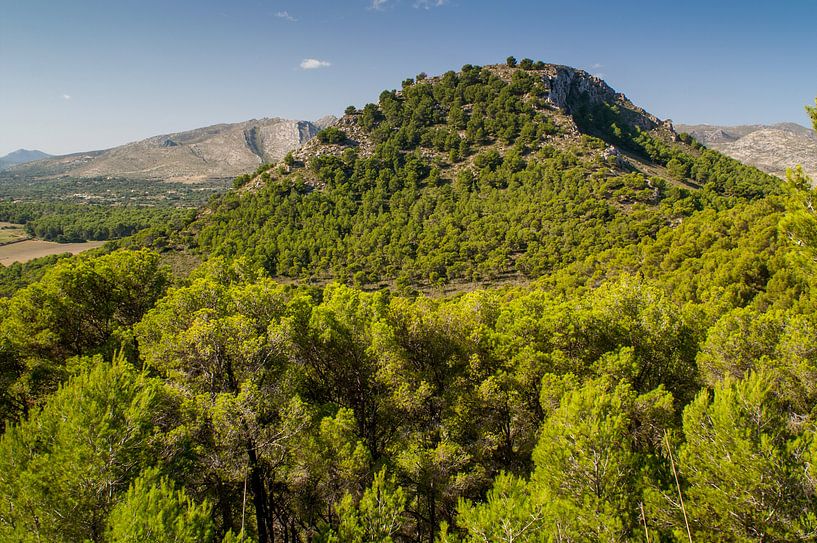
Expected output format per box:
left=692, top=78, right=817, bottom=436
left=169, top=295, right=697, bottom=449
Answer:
left=317, top=126, right=347, bottom=144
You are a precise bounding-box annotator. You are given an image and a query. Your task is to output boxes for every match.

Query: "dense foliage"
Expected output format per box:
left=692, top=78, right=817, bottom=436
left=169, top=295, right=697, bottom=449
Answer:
left=0, top=248, right=170, bottom=424
left=0, top=201, right=197, bottom=242
left=0, top=64, right=815, bottom=543
left=0, top=253, right=74, bottom=297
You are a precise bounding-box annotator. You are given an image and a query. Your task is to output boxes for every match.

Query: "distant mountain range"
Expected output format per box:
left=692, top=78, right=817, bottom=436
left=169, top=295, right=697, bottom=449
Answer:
left=2, top=116, right=336, bottom=183
left=676, top=122, right=817, bottom=180
left=0, top=149, right=52, bottom=170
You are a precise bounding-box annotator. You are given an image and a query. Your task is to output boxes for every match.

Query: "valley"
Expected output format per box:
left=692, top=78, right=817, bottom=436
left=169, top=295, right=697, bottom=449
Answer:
left=0, top=118, right=333, bottom=254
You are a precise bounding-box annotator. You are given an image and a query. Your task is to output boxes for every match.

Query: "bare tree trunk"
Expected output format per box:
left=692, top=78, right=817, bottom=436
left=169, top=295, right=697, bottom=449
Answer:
left=248, top=446, right=273, bottom=543
left=429, top=479, right=436, bottom=543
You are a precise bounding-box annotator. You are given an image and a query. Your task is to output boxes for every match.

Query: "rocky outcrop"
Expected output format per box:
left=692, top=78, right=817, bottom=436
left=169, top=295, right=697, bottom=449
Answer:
left=542, top=65, right=661, bottom=132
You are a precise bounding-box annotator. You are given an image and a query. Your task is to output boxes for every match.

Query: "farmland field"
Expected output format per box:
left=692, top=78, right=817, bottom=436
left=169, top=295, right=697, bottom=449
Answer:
left=0, top=240, right=106, bottom=265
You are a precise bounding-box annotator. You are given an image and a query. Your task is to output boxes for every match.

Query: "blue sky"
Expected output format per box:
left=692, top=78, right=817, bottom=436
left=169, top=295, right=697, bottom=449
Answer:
left=1, top=0, right=816, bottom=156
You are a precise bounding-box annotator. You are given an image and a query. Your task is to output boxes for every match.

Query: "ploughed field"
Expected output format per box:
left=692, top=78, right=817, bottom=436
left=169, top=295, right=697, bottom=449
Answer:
left=0, top=239, right=105, bottom=265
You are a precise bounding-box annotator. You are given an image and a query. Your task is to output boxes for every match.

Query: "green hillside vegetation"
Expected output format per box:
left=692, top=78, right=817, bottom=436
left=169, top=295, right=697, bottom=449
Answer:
left=0, top=253, right=77, bottom=297
left=192, top=64, right=778, bottom=288
left=0, top=61, right=816, bottom=542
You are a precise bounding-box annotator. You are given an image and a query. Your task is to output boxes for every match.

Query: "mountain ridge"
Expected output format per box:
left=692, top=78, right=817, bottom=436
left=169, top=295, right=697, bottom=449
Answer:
left=4, top=116, right=337, bottom=184
left=676, top=122, right=817, bottom=180
left=273, top=62, right=678, bottom=188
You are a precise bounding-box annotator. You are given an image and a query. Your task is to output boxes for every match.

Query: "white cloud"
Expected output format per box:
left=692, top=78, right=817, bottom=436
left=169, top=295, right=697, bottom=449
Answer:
left=414, top=0, right=446, bottom=8
left=62, top=94, right=71, bottom=100
left=590, top=63, right=604, bottom=69
left=300, top=58, right=331, bottom=70
left=371, top=0, right=447, bottom=11
left=275, top=10, right=296, bottom=21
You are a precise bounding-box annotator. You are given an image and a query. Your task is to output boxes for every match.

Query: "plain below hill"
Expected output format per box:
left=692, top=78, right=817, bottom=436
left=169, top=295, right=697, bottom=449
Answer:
left=676, top=122, right=817, bottom=180
left=3, top=116, right=337, bottom=184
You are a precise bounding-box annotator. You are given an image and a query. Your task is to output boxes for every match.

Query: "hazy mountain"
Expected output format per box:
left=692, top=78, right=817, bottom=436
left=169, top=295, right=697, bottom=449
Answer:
left=676, top=122, right=817, bottom=180
left=0, top=149, right=51, bottom=170
left=4, top=117, right=337, bottom=183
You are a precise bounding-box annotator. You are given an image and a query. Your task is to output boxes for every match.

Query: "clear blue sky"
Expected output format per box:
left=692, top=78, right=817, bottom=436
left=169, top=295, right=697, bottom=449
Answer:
left=1, top=0, right=816, bottom=156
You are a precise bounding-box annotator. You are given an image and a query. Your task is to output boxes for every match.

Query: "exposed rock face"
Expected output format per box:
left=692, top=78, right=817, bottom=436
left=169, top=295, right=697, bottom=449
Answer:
left=541, top=65, right=661, bottom=132
left=5, top=118, right=327, bottom=183
left=676, top=122, right=817, bottom=180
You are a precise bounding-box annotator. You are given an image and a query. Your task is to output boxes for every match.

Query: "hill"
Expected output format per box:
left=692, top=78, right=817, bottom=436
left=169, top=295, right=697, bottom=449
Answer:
left=676, top=122, right=817, bottom=179
left=184, top=61, right=778, bottom=289
left=0, top=149, right=51, bottom=170
left=3, top=117, right=335, bottom=183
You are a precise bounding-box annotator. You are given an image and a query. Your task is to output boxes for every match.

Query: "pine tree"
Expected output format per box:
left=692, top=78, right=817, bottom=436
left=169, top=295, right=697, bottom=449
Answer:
left=107, top=469, right=215, bottom=543
left=0, top=354, right=167, bottom=542
left=677, top=371, right=815, bottom=541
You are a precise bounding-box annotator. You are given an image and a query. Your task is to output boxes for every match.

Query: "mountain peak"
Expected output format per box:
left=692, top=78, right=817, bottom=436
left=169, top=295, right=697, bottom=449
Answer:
left=313, top=115, right=339, bottom=130
left=0, top=149, right=51, bottom=170
left=275, top=61, right=677, bottom=182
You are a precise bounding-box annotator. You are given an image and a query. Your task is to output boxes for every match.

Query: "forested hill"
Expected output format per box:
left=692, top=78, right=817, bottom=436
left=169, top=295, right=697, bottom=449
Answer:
left=4, top=59, right=817, bottom=543
left=178, top=60, right=779, bottom=288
